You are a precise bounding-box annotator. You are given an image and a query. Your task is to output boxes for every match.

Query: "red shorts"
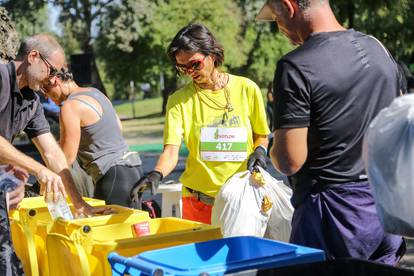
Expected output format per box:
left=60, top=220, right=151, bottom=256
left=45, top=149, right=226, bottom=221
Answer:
left=182, top=196, right=212, bottom=224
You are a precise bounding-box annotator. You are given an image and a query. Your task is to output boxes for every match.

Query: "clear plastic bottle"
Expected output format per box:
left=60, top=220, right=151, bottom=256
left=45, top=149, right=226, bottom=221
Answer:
left=46, top=193, right=74, bottom=220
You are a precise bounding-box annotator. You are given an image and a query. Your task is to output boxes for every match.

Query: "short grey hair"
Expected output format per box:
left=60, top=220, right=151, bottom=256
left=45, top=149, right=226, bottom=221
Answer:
left=16, top=33, right=64, bottom=60
left=268, top=0, right=311, bottom=11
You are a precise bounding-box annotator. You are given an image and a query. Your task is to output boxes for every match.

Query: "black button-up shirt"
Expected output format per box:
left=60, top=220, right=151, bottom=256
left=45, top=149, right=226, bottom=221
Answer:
left=0, top=62, right=50, bottom=142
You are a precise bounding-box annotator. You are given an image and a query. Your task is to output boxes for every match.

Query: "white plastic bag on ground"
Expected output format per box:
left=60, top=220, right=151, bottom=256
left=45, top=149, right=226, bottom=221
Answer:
left=258, top=167, right=294, bottom=242
left=363, top=94, right=414, bottom=237
left=211, top=170, right=271, bottom=237
left=212, top=168, right=293, bottom=241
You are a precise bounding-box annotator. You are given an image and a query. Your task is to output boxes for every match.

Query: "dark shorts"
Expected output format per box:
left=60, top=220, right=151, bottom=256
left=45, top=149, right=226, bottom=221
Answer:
left=95, top=165, right=143, bottom=207
left=290, top=181, right=405, bottom=265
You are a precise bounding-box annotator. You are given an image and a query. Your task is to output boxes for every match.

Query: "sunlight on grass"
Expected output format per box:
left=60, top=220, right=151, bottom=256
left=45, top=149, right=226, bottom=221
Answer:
left=114, top=97, right=163, bottom=118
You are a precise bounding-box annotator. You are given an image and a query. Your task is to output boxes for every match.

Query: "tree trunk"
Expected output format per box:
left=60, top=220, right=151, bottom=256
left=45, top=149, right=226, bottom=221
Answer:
left=347, top=1, right=355, bottom=28
left=80, top=0, right=107, bottom=96
left=161, top=75, right=178, bottom=115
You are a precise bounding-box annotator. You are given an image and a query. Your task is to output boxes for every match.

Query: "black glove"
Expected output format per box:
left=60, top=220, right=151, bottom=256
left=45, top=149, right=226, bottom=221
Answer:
left=247, top=146, right=267, bottom=172
left=130, top=170, right=163, bottom=208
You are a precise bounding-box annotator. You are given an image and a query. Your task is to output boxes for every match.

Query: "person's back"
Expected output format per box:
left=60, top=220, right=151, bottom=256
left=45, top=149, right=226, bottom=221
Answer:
left=275, top=29, right=400, bottom=205
left=260, top=0, right=405, bottom=264
left=68, top=89, right=130, bottom=181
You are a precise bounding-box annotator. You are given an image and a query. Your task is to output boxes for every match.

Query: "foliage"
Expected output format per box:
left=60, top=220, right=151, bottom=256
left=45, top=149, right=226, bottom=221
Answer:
left=2, top=0, right=413, bottom=99
left=1, top=1, right=52, bottom=37
left=233, top=0, right=293, bottom=86
left=97, top=0, right=245, bottom=99
left=331, top=0, right=414, bottom=60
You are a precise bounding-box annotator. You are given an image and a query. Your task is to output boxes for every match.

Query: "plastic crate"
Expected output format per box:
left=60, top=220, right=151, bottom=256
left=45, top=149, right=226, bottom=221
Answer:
left=108, top=236, right=325, bottom=276
left=46, top=217, right=222, bottom=276
left=228, top=259, right=414, bottom=276
left=8, top=197, right=148, bottom=276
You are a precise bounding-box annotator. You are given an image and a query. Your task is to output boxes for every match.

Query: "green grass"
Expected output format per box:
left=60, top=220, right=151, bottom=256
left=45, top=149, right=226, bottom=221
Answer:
left=114, top=97, right=163, bottom=118
left=129, top=143, right=189, bottom=156
left=114, top=91, right=270, bottom=119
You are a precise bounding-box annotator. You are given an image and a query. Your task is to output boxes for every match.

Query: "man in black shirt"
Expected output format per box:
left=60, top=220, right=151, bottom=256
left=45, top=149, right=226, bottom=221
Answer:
left=257, top=0, right=405, bottom=264
left=0, top=34, right=99, bottom=216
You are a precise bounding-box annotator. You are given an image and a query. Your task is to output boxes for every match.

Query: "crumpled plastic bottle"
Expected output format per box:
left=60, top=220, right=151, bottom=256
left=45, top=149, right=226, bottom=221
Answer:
left=0, top=165, right=21, bottom=192
left=46, top=193, right=73, bottom=220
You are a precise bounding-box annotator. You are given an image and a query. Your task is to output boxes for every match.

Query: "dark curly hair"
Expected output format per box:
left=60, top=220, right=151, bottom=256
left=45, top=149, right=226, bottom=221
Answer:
left=57, top=68, right=73, bottom=81
left=167, top=23, right=224, bottom=68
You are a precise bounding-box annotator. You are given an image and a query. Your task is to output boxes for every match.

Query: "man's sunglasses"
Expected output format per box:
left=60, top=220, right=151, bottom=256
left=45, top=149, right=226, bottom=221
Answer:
left=39, top=52, right=59, bottom=78
left=175, top=55, right=207, bottom=74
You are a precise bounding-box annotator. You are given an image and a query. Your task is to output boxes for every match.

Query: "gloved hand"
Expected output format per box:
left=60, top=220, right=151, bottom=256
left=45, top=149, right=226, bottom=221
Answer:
left=131, top=170, right=163, bottom=197
left=247, top=146, right=267, bottom=172
left=130, top=170, right=163, bottom=209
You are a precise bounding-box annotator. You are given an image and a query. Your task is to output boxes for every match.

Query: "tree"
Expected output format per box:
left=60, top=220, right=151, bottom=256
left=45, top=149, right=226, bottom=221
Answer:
left=4, top=0, right=412, bottom=99
left=233, top=0, right=293, bottom=87
left=1, top=0, right=48, bottom=36
left=331, top=0, right=414, bottom=61
left=48, top=0, right=120, bottom=94
left=97, top=0, right=245, bottom=101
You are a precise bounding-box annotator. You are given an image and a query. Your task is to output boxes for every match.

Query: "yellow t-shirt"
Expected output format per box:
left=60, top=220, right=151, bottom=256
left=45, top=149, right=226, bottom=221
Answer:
left=164, top=74, right=270, bottom=197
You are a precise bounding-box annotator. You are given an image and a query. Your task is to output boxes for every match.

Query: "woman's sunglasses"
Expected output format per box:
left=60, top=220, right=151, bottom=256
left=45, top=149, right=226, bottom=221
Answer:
left=175, top=55, right=207, bottom=74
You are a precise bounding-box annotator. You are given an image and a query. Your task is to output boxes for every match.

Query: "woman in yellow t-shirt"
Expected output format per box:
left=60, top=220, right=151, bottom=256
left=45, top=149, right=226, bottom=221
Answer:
left=132, top=23, right=270, bottom=223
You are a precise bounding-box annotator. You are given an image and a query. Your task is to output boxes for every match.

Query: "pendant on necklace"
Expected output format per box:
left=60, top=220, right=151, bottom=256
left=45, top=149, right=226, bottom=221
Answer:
left=226, top=104, right=234, bottom=112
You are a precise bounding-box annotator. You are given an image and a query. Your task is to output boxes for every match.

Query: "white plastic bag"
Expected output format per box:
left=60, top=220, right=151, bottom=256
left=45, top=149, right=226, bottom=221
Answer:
left=212, top=168, right=293, bottom=240
left=211, top=170, right=271, bottom=237
left=258, top=167, right=294, bottom=242
left=363, top=94, right=414, bottom=237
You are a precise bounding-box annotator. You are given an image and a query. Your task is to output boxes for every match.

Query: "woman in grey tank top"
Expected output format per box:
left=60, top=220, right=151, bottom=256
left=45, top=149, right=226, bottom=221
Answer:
left=41, top=69, right=143, bottom=207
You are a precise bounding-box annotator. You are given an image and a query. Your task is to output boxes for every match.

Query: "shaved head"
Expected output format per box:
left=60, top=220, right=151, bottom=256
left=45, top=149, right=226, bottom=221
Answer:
left=16, top=33, right=65, bottom=61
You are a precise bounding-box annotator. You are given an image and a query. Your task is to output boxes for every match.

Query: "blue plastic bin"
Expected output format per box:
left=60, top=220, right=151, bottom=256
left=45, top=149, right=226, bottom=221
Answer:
left=108, top=236, right=325, bottom=276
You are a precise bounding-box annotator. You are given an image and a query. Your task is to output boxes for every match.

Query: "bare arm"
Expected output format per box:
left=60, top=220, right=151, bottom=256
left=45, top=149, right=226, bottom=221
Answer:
left=154, top=144, right=180, bottom=177
left=270, top=128, right=308, bottom=175
left=0, top=135, right=68, bottom=203
left=253, top=133, right=269, bottom=150
left=0, top=135, right=45, bottom=174
left=32, top=133, right=92, bottom=214
left=59, top=102, right=82, bottom=166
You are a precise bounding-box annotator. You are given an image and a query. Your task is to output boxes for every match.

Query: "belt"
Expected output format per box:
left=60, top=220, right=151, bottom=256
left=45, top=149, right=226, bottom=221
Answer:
left=121, top=151, right=142, bottom=167
left=186, top=188, right=215, bottom=206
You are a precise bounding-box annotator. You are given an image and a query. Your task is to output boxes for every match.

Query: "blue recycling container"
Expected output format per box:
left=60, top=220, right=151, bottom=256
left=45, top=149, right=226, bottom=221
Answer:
left=108, top=236, right=325, bottom=276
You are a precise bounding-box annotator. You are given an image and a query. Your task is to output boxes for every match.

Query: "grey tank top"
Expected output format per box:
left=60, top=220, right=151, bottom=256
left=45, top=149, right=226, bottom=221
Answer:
left=66, top=89, right=140, bottom=182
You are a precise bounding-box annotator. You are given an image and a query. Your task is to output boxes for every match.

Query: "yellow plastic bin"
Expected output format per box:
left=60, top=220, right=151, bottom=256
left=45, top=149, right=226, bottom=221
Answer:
left=46, top=217, right=222, bottom=276
left=9, top=197, right=149, bottom=276
left=9, top=196, right=105, bottom=276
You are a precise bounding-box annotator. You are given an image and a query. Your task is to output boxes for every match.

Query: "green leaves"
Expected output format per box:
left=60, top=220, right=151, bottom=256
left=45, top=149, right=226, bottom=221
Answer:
left=3, top=0, right=412, bottom=99
left=331, top=0, right=414, bottom=60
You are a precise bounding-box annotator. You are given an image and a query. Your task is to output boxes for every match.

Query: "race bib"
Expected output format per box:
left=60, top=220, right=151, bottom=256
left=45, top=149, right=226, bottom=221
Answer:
left=200, top=127, right=247, bottom=162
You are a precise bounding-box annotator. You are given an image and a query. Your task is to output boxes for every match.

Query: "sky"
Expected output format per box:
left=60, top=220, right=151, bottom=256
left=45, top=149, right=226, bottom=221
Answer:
left=48, top=2, right=62, bottom=35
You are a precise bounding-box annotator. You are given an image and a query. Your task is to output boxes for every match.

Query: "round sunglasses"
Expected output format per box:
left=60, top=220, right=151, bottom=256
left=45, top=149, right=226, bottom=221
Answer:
left=175, top=55, right=208, bottom=74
